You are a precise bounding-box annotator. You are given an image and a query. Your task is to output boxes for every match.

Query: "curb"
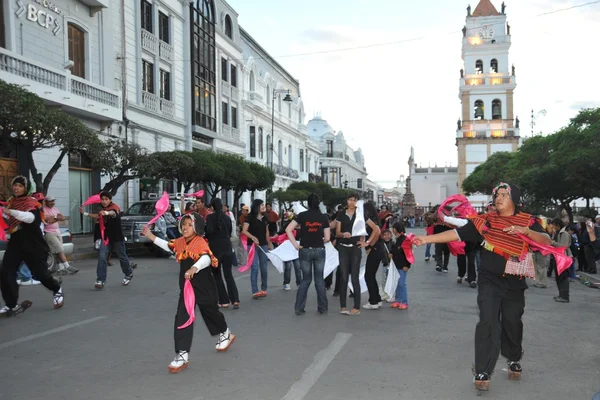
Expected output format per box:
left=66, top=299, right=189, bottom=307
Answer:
left=67, top=252, right=98, bottom=262
left=578, top=271, right=600, bottom=287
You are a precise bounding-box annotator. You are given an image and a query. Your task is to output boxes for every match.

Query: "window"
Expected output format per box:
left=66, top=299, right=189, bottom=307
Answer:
left=221, top=58, right=228, bottom=82
left=266, top=85, right=270, bottom=104
left=249, top=127, right=256, bottom=157
left=249, top=71, right=255, bottom=91
left=474, top=100, right=484, bottom=120
left=492, top=99, right=502, bottom=120
left=142, top=60, right=154, bottom=93
left=224, top=14, right=232, bottom=39
left=141, top=0, right=153, bottom=32
left=288, top=102, right=292, bottom=119
left=307, top=156, right=311, bottom=173
left=299, top=149, right=304, bottom=172
left=266, top=135, right=271, bottom=165
left=68, top=24, right=86, bottom=78
left=357, top=178, right=363, bottom=189
left=231, top=106, right=237, bottom=128
left=222, top=101, right=228, bottom=125
left=490, top=58, right=498, bottom=73
left=191, top=0, right=216, bottom=131
left=278, top=140, right=282, bottom=165
left=0, top=1, right=5, bottom=48
left=159, top=69, right=170, bottom=100
left=329, top=167, right=338, bottom=187
left=326, top=140, right=333, bottom=157
left=288, top=144, right=292, bottom=168
left=159, top=12, right=169, bottom=43
left=258, top=128, right=263, bottom=159
left=475, top=59, right=483, bottom=73
left=230, top=65, right=237, bottom=87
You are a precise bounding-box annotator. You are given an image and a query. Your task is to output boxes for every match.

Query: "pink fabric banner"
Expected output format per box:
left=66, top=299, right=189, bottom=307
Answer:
left=237, top=235, right=256, bottom=273
left=0, top=208, right=7, bottom=241
left=269, top=231, right=297, bottom=246
left=438, top=194, right=478, bottom=219
left=147, top=192, right=169, bottom=226
left=402, top=233, right=416, bottom=264
left=177, top=279, right=196, bottom=329
left=82, top=194, right=102, bottom=207
left=184, top=189, right=205, bottom=200
left=518, top=234, right=572, bottom=275
left=448, top=241, right=466, bottom=256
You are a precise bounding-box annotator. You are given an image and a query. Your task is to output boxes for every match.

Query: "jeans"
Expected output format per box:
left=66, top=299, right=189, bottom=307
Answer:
left=251, top=245, right=269, bottom=294
left=231, top=248, right=239, bottom=267
left=475, top=248, right=481, bottom=272
left=283, top=259, right=302, bottom=286
left=295, top=248, right=327, bottom=313
left=97, top=240, right=133, bottom=282
left=17, top=263, right=32, bottom=281
left=425, top=243, right=432, bottom=258
left=394, top=267, right=408, bottom=304
left=569, top=260, right=576, bottom=278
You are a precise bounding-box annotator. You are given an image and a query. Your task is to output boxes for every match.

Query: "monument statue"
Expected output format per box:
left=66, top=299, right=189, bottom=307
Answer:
left=467, top=5, right=471, bottom=17
left=457, top=118, right=462, bottom=130
left=501, top=2, right=506, bottom=14
left=515, top=117, right=520, bottom=128
left=402, top=146, right=417, bottom=218
left=462, top=26, right=467, bottom=37
left=460, top=68, right=464, bottom=78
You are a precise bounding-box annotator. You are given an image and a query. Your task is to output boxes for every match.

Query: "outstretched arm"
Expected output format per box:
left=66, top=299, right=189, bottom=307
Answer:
left=3, top=209, right=35, bottom=224
left=414, top=229, right=460, bottom=246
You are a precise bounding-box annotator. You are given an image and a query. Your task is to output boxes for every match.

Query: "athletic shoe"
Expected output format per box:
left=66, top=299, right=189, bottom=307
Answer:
left=469, top=281, right=477, bottom=288
left=168, top=351, right=189, bottom=373
left=474, top=373, right=490, bottom=391
left=19, top=279, right=41, bottom=286
left=442, top=267, right=448, bottom=273
left=53, top=288, right=64, bottom=309
left=456, top=277, right=463, bottom=284
left=259, top=290, right=267, bottom=297
left=283, top=284, right=291, bottom=291
left=391, top=302, right=402, bottom=309
left=553, top=296, right=569, bottom=303
left=425, top=257, right=430, bottom=262
left=121, top=275, right=133, bottom=286
left=94, top=280, right=105, bottom=289
left=398, top=303, right=408, bottom=310
left=216, top=328, right=235, bottom=352
left=65, top=266, right=79, bottom=275
left=435, top=265, right=442, bottom=272
left=507, top=361, right=522, bottom=380
left=362, top=303, right=381, bottom=310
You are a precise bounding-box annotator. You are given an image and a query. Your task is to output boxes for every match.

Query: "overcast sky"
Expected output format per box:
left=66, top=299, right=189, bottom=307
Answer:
left=228, top=0, right=600, bottom=187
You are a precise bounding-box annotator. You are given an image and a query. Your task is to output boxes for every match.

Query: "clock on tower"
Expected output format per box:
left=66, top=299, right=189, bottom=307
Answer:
left=478, top=26, right=495, bottom=40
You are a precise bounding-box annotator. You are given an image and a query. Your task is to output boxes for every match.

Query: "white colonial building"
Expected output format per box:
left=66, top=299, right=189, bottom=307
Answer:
left=306, top=115, right=369, bottom=195
left=238, top=27, right=320, bottom=207
left=411, top=163, right=459, bottom=208
left=456, top=0, right=520, bottom=203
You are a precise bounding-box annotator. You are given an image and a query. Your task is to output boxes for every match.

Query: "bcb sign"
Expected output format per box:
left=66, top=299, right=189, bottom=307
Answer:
left=15, top=0, right=62, bottom=35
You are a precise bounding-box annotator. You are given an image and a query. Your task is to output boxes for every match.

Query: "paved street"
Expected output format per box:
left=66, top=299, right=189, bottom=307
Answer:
left=1, top=239, right=599, bottom=400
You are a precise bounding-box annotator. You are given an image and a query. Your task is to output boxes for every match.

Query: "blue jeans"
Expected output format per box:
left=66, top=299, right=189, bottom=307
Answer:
left=97, top=240, right=133, bottom=282
left=295, top=248, right=327, bottom=313
left=251, top=245, right=269, bottom=294
left=231, top=248, right=239, bottom=267
left=283, top=258, right=302, bottom=286
left=569, top=259, right=576, bottom=278
left=17, top=263, right=32, bottom=281
left=425, top=243, right=432, bottom=258
left=395, top=267, right=408, bottom=304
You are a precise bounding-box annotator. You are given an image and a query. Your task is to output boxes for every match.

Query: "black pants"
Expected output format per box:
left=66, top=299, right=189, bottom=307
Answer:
left=338, top=245, right=361, bottom=309
left=212, top=252, right=239, bottom=304
left=331, top=266, right=342, bottom=293
left=435, top=243, right=450, bottom=269
left=0, top=240, right=61, bottom=308
left=585, top=245, right=597, bottom=273
left=174, top=296, right=227, bottom=353
left=457, top=251, right=477, bottom=283
left=556, top=268, right=570, bottom=300
left=475, top=280, right=525, bottom=375
left=364, top=246, right=383, bottom=305
left=577, top=247, right=588, bottom=271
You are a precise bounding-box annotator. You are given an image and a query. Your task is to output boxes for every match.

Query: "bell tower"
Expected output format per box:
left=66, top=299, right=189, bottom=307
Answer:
left=456, top=0, right=520, bottom=200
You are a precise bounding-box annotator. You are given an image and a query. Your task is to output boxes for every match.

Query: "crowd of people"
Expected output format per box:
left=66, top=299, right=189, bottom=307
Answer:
left=1, top=176, right=599, bottom=393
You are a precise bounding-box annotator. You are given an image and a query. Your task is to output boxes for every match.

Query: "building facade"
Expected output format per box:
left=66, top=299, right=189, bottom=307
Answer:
left=306, top=115, right=368, bottom=195
left=456, top=0, right=520, bottom=202
left=411, top=164, right=459, bottom=208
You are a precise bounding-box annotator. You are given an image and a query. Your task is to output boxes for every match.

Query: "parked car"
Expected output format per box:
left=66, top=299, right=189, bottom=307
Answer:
left=0, top=226, right=74, bottom=265
left=121, top=200, right=181, bottom=254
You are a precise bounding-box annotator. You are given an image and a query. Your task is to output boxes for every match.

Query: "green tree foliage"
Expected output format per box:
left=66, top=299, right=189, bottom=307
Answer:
left=92, top=138, right=148, bottom=195
left=0, top=80, right=103, bottom=194
left=462, top=152, right=517, bottom=196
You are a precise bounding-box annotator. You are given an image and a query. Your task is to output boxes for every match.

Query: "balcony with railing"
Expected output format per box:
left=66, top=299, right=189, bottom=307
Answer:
left=142, top=91, right=176, bottom=119
left=274, top=164, right=299, bottom=179
left=141, top=29, right=158, bottom=54
left=160, top=98, right=174, bottom=118
left=0, top=47, right=121, bottom=121
left=461, top=74, right=516, bottom=87
left=221, top=81, right=231, bottom=97
left=457, top=128, right=519, bottom=139
left=159, top=40, right=173, bottom=62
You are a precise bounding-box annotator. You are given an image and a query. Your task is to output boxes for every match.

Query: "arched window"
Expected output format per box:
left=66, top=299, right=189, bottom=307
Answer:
left=474, top=100, right=484, bottom=120
left=224, top=15, right=232, bottom=39
left=277, top=140, right=283, bottom=165
left=191, top=0, right=216, bottom=131
left=249, top=70, right=255, bottom=91
left=258, top=128, right=264, bottom=159
left=490, top=58, right=498, bottom=73
left=266, top=134, right=272, bottom=165
left=288, top=144, right=292, bottom=168
left=68, top=23, right=86, bottom=78
left=492, top=99, right=502, bottom=120
left=475, top=59, right=483, bottom=74
left=266, top=84, right=270, bottom=104
left=249, top=126, right=256, bottom=157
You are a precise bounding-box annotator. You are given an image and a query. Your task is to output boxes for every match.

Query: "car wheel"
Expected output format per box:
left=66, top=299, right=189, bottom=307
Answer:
left=47, top=253, right=58, bottom=272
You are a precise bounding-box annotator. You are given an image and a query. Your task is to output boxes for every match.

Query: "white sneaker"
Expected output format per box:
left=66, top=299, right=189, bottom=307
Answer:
left=283, top=284, right=291, bottom=291
left=168, top=351, right=189, bottom=373
left=363, top=303, right=381, bottom=310
left=19, top=280, right=41, bottom=286
left=53, top=288, right=64, bottom=309
left=216, top=328, right=236, bottom=352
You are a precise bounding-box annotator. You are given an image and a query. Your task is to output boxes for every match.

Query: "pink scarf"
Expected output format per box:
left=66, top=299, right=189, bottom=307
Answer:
left=177, top=280, right=195, bottom=329
left=237, top=235, right=256, bottom=273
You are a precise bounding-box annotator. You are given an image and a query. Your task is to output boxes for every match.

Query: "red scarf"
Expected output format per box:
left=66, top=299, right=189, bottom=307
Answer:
left=468, top=212, right=537, bottom=259
left=168, top=235, right=218, bottom=266
left=99, top=202, right=120, bottom=245
left=6, top=196, right=42, bottom=233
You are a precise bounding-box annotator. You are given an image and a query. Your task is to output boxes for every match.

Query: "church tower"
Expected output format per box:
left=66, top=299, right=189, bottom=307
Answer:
left=456, top=0, right=520, bottom=200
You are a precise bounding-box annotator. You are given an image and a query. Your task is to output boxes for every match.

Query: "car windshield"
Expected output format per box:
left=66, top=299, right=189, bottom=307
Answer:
left=125, top=202, right=157, bottom=216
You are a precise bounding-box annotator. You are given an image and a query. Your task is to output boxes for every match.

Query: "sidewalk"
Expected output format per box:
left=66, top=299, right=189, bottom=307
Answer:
left=68, top=234, right=96, bottom=261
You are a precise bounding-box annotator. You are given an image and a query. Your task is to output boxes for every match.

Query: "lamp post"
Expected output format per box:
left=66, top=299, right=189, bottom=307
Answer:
left=270, top=89, right=293, bottom=172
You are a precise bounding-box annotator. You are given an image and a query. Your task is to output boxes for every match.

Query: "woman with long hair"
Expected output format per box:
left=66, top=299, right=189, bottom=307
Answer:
left=242, top=199, right=273, bottom=299
left=206, top=198, right=240, bottom=309
left=285, top=193, right=331, bottom=315
left=362, top=201, right=383, bottom=310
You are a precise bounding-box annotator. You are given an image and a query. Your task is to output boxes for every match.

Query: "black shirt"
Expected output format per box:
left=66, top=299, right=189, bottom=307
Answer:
left=10, top=208, right=49, bottom=253
left=245, top=214, right=268, bottom=246
left=103, top=207, right=124, bottom=242
left=295, top=209, right=330, bottom=248
left=456, top=220, right=544, bottom=289
left=391, top=234, right=411, bottom=269
left=336, top=210, right=360, bottom=245
left=205, top=212, right=232, bottom=258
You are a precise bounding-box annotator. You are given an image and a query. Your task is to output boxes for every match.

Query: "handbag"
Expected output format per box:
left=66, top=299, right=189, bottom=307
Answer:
left=504, top=252, right=535, bottom=278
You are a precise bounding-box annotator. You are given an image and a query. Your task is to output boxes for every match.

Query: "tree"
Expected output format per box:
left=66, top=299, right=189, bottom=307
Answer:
left=92, top=138, right=148, bottom=195
left=138, top=150, right=196, bottom=192
left=0, top=80, right=103, bottom=194
left=462, top=152, right=517, bottom=195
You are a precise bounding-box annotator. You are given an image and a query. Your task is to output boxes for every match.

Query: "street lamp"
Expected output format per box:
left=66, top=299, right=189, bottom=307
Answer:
left=270, top=89, right=293, bottom=171
left=530, top=109, right=546, bottom=136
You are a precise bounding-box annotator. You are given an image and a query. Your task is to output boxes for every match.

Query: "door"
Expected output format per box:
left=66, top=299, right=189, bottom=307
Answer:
left=69, top=169, right=92, bottom=234
left=0, top=158, right=18, bottom=202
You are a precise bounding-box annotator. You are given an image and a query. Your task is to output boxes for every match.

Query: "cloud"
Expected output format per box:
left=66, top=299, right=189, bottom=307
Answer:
left=299, top=28, right=356, bottom=45
left=570, top=101, right=600, bottom=111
